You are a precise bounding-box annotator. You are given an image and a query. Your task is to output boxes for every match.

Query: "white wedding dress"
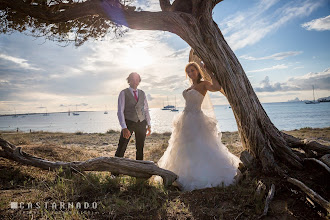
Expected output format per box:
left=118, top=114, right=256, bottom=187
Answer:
left=157, top=89, right=241, bottom=191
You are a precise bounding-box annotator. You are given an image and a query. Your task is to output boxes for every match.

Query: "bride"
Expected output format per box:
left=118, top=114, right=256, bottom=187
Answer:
left=157, top=62, right=241, bottom=191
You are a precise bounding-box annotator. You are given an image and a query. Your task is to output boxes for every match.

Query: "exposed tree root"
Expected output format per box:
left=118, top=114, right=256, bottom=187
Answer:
left=287, top=177, right=330, bottom=213
left=282, top=133, right=330, bottom=156
left=304, top=158, right=330, bottom=174
left=320, top=154, right=330, bottom=167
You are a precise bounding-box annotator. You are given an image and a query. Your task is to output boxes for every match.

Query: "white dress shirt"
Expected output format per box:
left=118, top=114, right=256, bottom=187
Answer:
left=117, top=87, right=151, bottom=129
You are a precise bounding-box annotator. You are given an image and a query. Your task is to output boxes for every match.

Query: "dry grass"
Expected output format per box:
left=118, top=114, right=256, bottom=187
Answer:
left=0, top=127, right=329, bottom=219
left=284, top=127, right=330, bottom=146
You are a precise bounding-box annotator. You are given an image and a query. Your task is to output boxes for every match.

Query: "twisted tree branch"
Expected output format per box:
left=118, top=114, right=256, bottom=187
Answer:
left=159, top=0, right=172, bottom=11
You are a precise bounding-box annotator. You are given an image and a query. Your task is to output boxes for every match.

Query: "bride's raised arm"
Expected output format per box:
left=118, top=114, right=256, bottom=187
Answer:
left=204, top=73, right=222, bottom=92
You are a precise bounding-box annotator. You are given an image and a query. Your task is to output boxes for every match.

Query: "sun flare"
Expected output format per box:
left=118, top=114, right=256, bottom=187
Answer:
left=124, top=47, right=153, bottom=69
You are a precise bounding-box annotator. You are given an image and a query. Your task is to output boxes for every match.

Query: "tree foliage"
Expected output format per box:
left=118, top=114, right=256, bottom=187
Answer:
left=0, top=0, right=138, bottom=46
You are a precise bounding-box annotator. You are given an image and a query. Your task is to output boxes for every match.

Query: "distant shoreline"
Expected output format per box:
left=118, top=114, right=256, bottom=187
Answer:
left=2, top=101, right=330, bottom=116
left=0, top=111, right=96, bottom=117
left=1, top=126, right=329, bottom=135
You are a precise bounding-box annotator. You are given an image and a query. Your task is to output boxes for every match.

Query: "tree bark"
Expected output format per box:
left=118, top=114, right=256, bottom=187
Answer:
left=0, top=138, right=177, bottom=186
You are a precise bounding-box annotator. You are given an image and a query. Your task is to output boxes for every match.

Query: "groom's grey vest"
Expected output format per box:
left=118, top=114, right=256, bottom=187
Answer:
left=123, top=88, right=146, bottom=122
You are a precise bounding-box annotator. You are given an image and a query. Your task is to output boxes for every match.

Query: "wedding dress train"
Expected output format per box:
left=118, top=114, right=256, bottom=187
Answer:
left=157, top=89, right=240, bottom=191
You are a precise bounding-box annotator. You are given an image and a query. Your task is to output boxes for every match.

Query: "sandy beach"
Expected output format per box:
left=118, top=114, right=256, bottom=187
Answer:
left=0, top=127, right=329, bottom=219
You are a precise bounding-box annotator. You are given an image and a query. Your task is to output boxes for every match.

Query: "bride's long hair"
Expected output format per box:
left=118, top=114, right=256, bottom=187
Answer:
left=185, top=62, right=204, bottom=84
left=184, top=61, right=218, bottom=129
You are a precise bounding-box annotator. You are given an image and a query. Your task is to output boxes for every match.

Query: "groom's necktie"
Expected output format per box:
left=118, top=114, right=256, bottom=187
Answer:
left=133, top=90, right=138, bottom=102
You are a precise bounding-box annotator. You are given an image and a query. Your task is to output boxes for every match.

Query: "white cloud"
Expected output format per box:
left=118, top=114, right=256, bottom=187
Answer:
left=146, top=93, right=153, bottom=101
left=240, top=51, right=302, bottom=61
left=247, top=64, right=288, bottom=73
left=302, top=15, right=330, bottom=31
left=0, top=79, right=10, bottom=84
left=0, top=53, right=41, bottom=70
left=256, top=76, right=283, bottom=92
left=0, top=28, right=190, bottom=113
left=219, top=0, right=323, bottom=50
left=255, top=67, right=330, bottom=92
left=166, top=47, right=190, bottom=59
left=135, top=0, right=161, bottom=11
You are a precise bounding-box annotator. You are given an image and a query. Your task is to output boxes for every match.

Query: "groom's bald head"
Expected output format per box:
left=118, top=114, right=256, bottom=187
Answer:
left=127, top=72, right=141, bottom=83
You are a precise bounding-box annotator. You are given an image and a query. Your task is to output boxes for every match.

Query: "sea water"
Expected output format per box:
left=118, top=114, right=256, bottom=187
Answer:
left=1, top=102, right=329, bottom=133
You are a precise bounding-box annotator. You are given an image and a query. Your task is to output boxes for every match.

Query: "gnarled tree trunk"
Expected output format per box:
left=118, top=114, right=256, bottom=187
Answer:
left=164, top=1, right=302, bottom=174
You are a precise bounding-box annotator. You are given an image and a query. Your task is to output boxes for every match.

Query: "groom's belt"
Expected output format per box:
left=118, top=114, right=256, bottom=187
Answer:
left=125, top=119, right=146, bottom=123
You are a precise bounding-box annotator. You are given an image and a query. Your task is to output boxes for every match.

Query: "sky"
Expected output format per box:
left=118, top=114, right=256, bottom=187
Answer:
left=0, top=0, right=329, bottom=114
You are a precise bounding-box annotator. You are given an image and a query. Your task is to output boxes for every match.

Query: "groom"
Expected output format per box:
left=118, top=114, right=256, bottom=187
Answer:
left=116, top=72, right=151, bottom=161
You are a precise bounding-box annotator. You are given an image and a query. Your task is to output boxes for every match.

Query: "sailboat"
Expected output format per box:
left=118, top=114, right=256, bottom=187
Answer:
left=305, top=85, right=320, bottom=104
left=104, top=105, right=108, bottom=114
left=72, top=104, right=80, bottom=115
left=43, top=107, right=49, bottom=116
left=12, top=108, right=18, bottom=118
left=171, top=96, right=179, bottom=112
left=162, top=97, right=175, bottom=110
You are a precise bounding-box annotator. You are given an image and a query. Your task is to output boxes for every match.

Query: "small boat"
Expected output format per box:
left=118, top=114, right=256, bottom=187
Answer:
left=43, top=108, right=49, bottom=116
left=72, top=105, right=80, bottom=115
left=162, top=105, right=175, bottom=110
left=104, top=105, right=108, bottom=114
left=171, top=96, right=179, bottom=112
left=12, top=109, right=18, bottom=118
left=318, top=98, right=330, bottom=102
left=305, top=101, right=320, bottom=104
left=305, top=85, right=320, bottom=104
left=162, top=98, right=175, bottom=110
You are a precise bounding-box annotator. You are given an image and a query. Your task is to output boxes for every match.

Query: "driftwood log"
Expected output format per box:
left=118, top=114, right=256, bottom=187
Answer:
left=288, top=177, right=330, bottom=213
left=0, top=138, right=177, bottom=186
left=260, top=184, right=275, bottom=218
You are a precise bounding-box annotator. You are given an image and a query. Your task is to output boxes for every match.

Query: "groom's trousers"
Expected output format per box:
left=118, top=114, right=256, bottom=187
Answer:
left=116, top=119, right=147, bottom=160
